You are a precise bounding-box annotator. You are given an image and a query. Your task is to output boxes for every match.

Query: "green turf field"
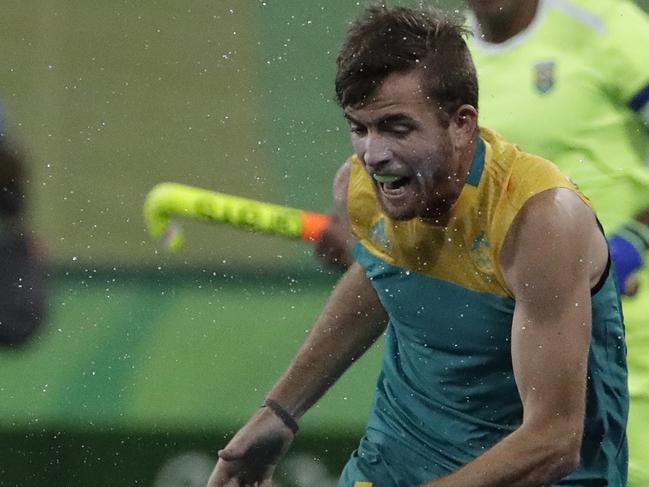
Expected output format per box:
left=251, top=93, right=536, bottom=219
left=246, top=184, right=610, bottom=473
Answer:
left=0, top=266, right=383, bottom=485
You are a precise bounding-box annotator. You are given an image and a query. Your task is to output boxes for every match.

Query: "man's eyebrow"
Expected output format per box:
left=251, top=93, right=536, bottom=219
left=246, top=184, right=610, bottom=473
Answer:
left=343, top=112, right=417, bottom=125
left=379, top=114, right=417, bottom=125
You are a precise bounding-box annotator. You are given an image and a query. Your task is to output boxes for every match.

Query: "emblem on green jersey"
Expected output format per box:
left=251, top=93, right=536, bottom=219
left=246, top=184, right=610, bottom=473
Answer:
left=533, top=61, right=556, bottom=94
left=471, top=231, right=493, bottom=277
left=368, top=218, right=391, bottom=251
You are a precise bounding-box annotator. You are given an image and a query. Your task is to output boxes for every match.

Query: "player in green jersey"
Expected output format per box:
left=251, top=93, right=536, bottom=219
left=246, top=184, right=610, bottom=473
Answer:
left=468, top=0, right=649, bottom=483
left=316, top=1, right=649, bottom=482
left=209, top=6, right=628, bottom=486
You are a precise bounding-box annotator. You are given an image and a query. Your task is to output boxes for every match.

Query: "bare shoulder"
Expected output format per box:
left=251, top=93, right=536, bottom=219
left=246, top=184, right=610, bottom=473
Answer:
left=332, top=158, right=352, bottom=206
left=331, top=158, right=353, bottom=223
left=500, top=188, right=608, bottom=298
left=504, top=188, right=597, bottom=247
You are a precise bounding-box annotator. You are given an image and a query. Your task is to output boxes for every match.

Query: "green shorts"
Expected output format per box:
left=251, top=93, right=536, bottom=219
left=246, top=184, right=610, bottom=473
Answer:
left=338, top=429, right=627, bottom=486
left=338, top=435, right=398, bottom=487
left=337, top=430, right=451, bottom=487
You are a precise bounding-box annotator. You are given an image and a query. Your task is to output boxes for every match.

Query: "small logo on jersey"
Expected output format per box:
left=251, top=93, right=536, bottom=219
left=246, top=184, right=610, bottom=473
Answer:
left=471, top=231, right=493, bottom=276
left=533, top=61, right=556, bottom=94
left=368, top=218, right=391, bottom=251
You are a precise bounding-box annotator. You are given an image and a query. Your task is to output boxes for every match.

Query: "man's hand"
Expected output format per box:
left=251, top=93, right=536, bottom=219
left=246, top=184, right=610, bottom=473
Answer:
left=207, top=262, right=386, bottom=486
left=314, top=215, right=355, bottom=269
left=314, top=158, right=355, bottom=270
left=207, top=407, right=295, bottom=487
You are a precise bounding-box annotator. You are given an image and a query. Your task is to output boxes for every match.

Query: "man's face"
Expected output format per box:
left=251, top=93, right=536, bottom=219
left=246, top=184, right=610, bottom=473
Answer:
left=344, top=70, right=462, bottom=221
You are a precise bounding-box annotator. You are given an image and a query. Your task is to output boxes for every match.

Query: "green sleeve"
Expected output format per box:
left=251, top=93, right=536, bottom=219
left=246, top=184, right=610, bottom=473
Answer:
left=600, top=0, right=649, bottom=107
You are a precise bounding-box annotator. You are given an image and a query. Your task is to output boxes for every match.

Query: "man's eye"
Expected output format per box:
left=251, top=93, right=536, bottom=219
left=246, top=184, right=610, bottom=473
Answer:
left=349, top=124, right=366, bottom=135
left=390, top=124, right=412, bottom=135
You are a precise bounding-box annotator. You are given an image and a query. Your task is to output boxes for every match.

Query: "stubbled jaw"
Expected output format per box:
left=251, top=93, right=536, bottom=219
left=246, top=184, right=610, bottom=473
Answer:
left=370, top=171, right=452, bottom=221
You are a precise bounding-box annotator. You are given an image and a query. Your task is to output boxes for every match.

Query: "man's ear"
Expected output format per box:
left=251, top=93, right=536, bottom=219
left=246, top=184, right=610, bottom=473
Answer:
left=450, top=104, right=478, bottom=150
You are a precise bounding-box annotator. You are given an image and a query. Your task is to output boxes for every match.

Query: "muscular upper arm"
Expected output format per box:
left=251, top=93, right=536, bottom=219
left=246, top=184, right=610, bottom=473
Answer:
left=500, top=189, right=608, bottom=436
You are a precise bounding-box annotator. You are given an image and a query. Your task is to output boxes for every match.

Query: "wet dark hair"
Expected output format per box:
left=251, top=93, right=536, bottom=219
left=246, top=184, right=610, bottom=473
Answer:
left=335, top=5, right=478, bottom=123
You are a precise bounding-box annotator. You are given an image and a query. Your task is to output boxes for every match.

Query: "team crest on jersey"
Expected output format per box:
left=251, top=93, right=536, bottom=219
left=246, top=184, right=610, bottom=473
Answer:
left=368, top=218, right=391, bottom=251
left=471, top=231, right=494, bottom=278
left=533, top=61, right=556, bottom=94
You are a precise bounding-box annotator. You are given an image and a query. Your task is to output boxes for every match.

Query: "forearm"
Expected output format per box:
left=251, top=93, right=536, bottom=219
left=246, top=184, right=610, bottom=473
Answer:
left=267, top=263, right=387, bottom=419
left=421, top=422, right=580, bottom=487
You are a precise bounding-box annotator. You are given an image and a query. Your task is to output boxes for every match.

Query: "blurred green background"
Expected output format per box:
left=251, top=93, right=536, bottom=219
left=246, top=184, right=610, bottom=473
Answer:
left=3, top=0, right=649, bottom=268
left=2, top=0, right=365, bottom=270
left=1, top=0, right=648, bottom=485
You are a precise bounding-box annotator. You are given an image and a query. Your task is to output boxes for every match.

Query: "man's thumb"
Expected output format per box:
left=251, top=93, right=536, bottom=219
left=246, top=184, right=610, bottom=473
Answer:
left=218, top=447, right=244, bottom=462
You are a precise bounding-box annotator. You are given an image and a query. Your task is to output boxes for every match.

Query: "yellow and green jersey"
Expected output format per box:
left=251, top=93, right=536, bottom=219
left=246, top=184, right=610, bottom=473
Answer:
left=470, top=0, right=649, bottom=232
left=469, top=3, right=649, bottom=482
left=343, top=129, right=628, bottom=485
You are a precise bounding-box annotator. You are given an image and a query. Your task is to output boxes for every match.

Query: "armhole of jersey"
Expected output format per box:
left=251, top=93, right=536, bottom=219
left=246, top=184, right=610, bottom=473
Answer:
left=491, top=185, right=592, bottom=299
left=590, top=255, right=611, bottom=297
left=591, top=219, right=611, bottom=297
left=352, top=240, right=365, bottom=261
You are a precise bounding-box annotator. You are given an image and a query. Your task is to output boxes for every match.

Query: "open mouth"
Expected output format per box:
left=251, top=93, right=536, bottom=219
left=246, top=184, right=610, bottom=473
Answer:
left=373, top=174, right=410, bottom=194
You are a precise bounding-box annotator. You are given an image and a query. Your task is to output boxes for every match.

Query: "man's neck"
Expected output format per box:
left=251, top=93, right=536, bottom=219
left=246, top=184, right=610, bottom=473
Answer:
left=475, top=0, right=540, bottom=44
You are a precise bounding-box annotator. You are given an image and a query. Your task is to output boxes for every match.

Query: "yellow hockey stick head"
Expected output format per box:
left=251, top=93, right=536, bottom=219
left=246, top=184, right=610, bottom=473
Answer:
left=143, top=183, right=186, bottom=252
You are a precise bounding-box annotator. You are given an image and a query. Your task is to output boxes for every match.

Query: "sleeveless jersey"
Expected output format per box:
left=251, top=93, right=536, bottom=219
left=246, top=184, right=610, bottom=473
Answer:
left=347, top=128, right=628, bottom=484
left=468, top=4, right=649, bottom=481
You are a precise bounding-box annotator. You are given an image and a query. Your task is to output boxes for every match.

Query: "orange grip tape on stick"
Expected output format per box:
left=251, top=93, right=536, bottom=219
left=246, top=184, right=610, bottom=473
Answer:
left=300, top=211, right=332, bottom=242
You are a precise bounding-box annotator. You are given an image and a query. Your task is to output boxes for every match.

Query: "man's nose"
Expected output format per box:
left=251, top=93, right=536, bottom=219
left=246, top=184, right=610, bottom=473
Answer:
left=362, top=134, right=391, bottom=171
